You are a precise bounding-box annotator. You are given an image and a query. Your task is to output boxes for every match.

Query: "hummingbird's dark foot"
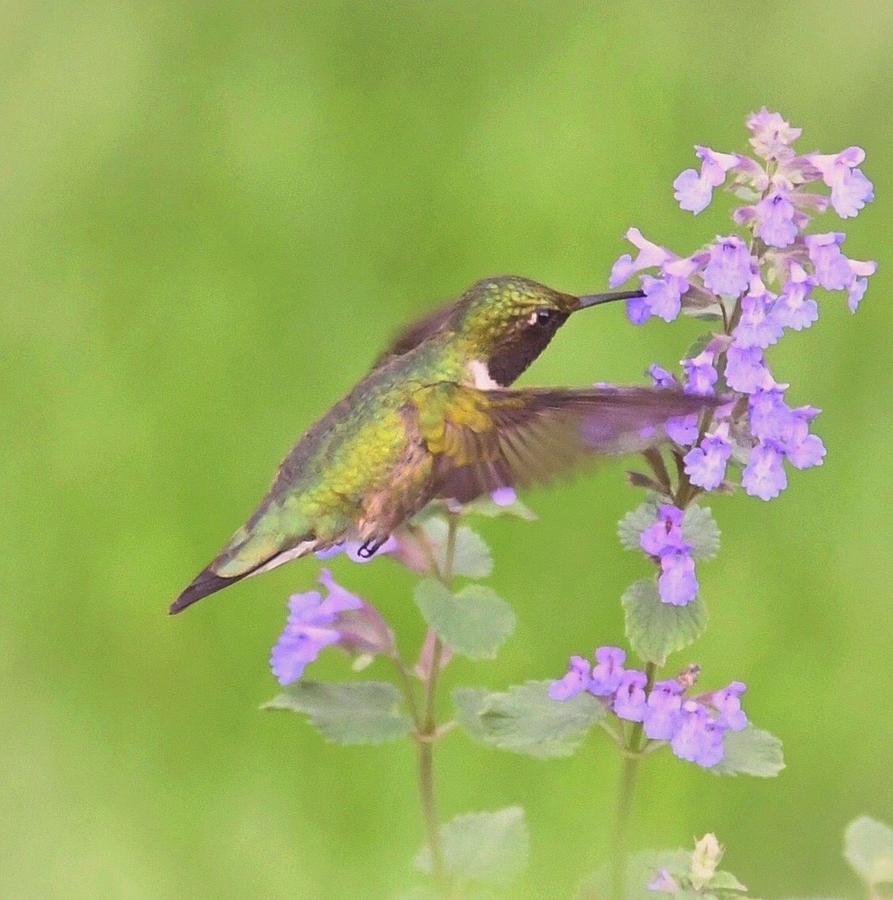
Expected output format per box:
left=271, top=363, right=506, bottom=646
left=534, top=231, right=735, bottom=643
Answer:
left=357, top=537, right=388, bottom=559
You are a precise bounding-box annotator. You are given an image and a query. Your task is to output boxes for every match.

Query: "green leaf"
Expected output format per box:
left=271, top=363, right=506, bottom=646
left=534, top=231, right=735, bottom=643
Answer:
left=577, top=850, right=690, bottom=900
left=844, top=816, right=893, bottom=887
left=683, top=505, right=721, bottom=560
left=420, top=517, right=494, bottom=578
left=709, top=870, right=749, bottom=892
left=263, top=681, right=412, bottom=744
left=414, top=580, right=514, bottom=660
left=416, top=807, right=529, bottom=886
left=618, top=501, right=658, bottom=551
left=622, top=579, right=707, bottom=665
left=454, top=680, right=606, bottom=759
left=710, top=726, right=785, bottom=777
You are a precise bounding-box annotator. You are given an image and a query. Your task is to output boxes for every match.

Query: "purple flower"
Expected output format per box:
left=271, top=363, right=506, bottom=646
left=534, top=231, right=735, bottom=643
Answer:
left=754, top=191, right=799, bottom=248
left=707, top=681, right=748, bottom=732
left=644, top=680, right=684, bottom=741
left=683, top=424, right=733, bottom=491
left=742, top=440, right=788, bottom=500
left=805, top=232, right=877, bottom=292
left=666, top=414, right=699, bottom=446
left=610, top=227, right=675, bottom=287
left=626, top=295, right=651, bottom=325
left=549, top=655, right=591, bottom=701
left=682, top=349, right=718, bottom=396
left=641, top=274, right=685, bottom=323
left=648, top=363, right=678, bottom=389
left=315, top=536, right=399, bottom=564
left=806, top=147, right=875, bottom=218
left=746, top=108, right=801, bottom=160
left=848, top=278, right=868, bottom=313
left=589, top=646, right=626, bottom=696
left=640, top=505, right=686, bottom=556
left=648, top=869, right=680, bottom=895
left=671, top=701, right=727, bottom=768
left=658, top=548, right=699, bottom=606
left=703, top=236, right=753, bottom=298
left=490, top=486, right=518, bottom=507
left=773, top=263, right=818, bottom=331
left=748, top=386, right=790, bottom=441
left=270, top=569, right=389, bottom=685
left=673, top=146, right=745, bottom=214
left=733, top=290, right=783, bottom=350
left=783, top=406, right=826, bottom=470
left=725, top=344, right=770, bottom=394
left=614, top=669, right=648, bottom=722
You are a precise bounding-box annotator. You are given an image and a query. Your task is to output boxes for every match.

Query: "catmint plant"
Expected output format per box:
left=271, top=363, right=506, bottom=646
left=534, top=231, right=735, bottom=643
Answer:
left=261, top=109, right=874, bottom=899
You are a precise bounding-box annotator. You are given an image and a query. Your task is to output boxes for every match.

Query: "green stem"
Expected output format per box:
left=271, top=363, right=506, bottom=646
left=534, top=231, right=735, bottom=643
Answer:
left=609, top=661, right=657, bottom=900
left=416, top=513, right=460, bottom=892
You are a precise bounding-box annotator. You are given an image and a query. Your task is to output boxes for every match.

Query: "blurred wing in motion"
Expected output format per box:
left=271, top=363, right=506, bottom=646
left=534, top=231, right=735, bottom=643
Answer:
left=372, top=300, right=457, bottom=369
left=412, top=384, right=717, bottom=503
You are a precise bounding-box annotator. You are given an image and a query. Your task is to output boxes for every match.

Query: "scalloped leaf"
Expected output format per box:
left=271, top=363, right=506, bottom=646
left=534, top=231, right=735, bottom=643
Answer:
left=710, top=726, right=785, bottom=778
left=683, top=505, right=721, bottom=560
left=454, top=680, right=606, bottom=759
left=415, top=807, right=529, bottom=886
left=622, top=579, right=707, bottom=665
left=263, top=681, right=412, bottom=744
left=414, top=580, right=514, bottom=660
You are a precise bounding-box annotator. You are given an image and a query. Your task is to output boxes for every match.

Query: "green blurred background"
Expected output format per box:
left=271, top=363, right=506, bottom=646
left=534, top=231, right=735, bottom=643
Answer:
left=2, top=1, right=891, bottom=897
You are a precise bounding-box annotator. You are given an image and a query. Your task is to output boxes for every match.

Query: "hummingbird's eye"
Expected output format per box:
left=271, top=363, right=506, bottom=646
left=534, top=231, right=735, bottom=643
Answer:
left=529, top=308, right=555, bottom=326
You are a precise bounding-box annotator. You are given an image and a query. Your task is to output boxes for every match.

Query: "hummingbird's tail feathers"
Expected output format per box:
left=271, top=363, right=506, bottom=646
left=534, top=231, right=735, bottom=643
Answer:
left=170, top=535, right=320, bottom=614
left=169, top=566, right=251, bottom=614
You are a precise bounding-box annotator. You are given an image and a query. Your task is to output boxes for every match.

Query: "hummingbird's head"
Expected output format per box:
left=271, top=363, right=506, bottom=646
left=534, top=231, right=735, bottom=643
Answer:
left=453, top=276, right=640, bottom=387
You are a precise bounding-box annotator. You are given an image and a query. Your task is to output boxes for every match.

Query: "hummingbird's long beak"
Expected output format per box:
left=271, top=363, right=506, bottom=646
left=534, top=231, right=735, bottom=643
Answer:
left=574, top=289, right=644, bottom=311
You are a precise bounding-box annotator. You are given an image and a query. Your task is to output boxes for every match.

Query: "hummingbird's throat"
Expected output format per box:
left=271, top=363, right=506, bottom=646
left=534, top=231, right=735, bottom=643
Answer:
left=466, top=359, right=503, bottom=390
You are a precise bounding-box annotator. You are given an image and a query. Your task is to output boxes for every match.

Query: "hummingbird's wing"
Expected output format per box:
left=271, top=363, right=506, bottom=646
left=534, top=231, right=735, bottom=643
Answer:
left=411, top=384, right=718, bottom=504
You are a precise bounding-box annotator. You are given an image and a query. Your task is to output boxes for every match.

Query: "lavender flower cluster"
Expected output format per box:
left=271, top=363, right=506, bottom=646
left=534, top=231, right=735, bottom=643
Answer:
left=550, top=647, right=747, bottom=769
left=270, top=568, right=394, bottom=685
left=640, top=503, right=698, bottom=606
left=610, top=109, right=876, bottom=501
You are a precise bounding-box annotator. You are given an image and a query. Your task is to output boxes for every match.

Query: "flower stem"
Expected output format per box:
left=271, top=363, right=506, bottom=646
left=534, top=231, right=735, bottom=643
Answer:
left=415, top=513, right=460, bottom=891
left=609, top=661, right=657, bottom=900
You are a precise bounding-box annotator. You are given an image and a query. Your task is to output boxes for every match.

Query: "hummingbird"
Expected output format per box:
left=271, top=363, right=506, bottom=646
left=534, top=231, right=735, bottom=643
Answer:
left=171, top=276, right=714, bottom=614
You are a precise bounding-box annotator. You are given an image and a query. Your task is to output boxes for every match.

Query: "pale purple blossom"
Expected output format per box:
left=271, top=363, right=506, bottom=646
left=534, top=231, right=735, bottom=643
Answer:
left=733, top=290, right=783, bottom=350
left=773, top=263, right=818, bottom=331
left=648, top=363, right=678, bottom=389
left=754, top=191, right=798, bottom=248
left=648, top=869, right=680, bottom=894
left=666, top=414, right=699, bottom=446
left=614, top=670, right=648, bottom=722
left=682, top=349, right=718, bottom=396
left=609, top=227, right=675, bottom=287
left=746, top=107, right=801, bottom=160
left=644, top=680, right=684, bottom=741
left=589, top=646, right=626, bottom=696
left=658, top=549, right=699, bottom=607
left=270, top=570, right=392, bottom=685
left=806, top=147, right=875, bottom=218
left=639, top=505, right=686, bottom=556
left=641, top=274, right=685, bottom=322
left=671, top=701, right=727, bottom=768
left=702, top=237, right=753, bottom=297
left=725, top=344, right=770, bottom=394
left=548, top=655, right=591, bottom=701
left=707, top=681, right=748, bottom=732
left=742, top=440, right=788, bottom=500
left=683, top=424, right=733, bottom=490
